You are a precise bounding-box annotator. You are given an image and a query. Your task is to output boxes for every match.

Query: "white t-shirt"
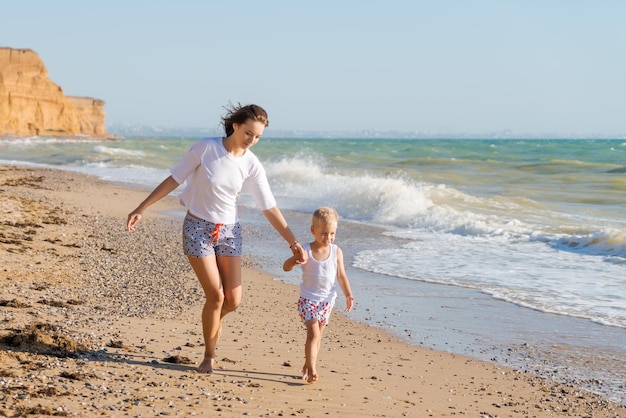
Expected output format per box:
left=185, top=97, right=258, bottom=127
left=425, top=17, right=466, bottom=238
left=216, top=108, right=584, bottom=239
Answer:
left=299, top=242, right=338, bottom=303
left=170, top=137, right=276, bottom=224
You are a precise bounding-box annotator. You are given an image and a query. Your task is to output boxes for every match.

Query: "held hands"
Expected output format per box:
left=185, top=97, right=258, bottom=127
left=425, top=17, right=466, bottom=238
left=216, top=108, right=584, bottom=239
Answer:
left=290, top=241, right=308, bottom=264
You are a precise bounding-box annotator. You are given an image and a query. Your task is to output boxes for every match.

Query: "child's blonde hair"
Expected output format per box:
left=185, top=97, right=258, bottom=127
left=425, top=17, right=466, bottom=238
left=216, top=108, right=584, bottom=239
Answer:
left=312, top=207, right=339, bottom=226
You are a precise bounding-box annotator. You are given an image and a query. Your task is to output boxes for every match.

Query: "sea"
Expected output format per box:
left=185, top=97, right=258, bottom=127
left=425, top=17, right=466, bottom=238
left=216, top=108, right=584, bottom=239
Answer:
left=1, top=135, right=625, bottom=404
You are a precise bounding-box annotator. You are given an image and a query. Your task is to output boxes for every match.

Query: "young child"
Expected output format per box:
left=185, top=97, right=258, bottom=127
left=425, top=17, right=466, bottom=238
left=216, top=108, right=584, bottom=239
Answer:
left=283, top=207, right=354, bottom=383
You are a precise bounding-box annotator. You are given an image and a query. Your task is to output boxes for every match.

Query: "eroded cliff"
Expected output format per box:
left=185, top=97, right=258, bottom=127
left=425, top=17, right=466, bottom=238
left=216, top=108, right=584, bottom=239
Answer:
left=0, top=47, right=110, bottom=137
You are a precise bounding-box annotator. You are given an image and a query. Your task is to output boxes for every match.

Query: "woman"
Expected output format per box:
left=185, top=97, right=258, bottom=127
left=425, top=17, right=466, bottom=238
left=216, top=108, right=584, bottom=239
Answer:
left=127, top=103, right=307, bottom=374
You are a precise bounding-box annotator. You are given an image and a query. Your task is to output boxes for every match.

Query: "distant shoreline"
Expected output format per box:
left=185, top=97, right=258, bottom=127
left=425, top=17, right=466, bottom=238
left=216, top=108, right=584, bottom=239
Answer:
left=2, top=128, right=624, bottom=140
left=102, top=124, right=626, bottom=140
left=0, top=133, right=120, bottom=141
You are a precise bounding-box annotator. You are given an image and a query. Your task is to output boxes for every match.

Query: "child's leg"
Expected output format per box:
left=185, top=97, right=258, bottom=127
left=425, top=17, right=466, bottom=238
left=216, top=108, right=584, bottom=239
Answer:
left=302, top=320, right=325, bottom=383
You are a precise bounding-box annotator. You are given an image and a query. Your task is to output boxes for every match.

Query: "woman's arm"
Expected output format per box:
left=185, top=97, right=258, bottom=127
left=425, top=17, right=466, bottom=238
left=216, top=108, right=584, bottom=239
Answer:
left=127, top=176, right=180, bottom=232
left=262, top=207, right=307, bottom=263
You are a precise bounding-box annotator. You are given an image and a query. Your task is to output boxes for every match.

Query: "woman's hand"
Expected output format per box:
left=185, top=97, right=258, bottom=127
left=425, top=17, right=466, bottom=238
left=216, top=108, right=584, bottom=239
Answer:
left=126, top=176, right=180, bottom=232
left=127, top=210, right=142, bottom=232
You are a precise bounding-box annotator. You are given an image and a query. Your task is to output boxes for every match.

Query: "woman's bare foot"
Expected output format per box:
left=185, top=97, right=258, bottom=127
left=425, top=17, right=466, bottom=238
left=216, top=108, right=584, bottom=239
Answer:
left=301, top=366, right=318, bottom=383
left=197, top=357, right=215, bottom=374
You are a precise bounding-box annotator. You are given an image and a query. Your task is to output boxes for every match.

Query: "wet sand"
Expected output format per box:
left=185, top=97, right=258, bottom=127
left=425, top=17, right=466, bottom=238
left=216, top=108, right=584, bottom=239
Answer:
left=1, top=166, right=625, bottom=417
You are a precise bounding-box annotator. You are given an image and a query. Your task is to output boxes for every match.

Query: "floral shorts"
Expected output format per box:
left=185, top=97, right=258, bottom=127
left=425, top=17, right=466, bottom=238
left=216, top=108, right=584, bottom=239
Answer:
left=297, top=297, right=335, bottom=326
left=183, top=214, right=242, bottom=257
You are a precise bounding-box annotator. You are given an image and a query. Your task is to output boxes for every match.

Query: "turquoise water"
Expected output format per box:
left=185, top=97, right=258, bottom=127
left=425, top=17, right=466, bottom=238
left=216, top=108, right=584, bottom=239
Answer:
left=2, top=135, right=625, bottom=402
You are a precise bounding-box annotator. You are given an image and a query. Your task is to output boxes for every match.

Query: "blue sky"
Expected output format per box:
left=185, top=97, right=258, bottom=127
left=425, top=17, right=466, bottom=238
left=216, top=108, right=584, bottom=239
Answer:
left=2, top=0, right=625, bottom=136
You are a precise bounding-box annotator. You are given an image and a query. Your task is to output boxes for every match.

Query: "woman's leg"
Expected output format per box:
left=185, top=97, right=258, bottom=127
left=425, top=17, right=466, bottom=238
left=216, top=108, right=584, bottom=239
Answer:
left=187, top=255, right=226, bottom=374
left=216, top=255, right=242, bottom=317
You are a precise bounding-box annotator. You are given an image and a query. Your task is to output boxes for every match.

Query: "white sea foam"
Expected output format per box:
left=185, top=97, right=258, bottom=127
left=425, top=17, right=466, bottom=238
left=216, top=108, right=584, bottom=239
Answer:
left=353, top=230, right=626, bottom=329
left=92, top=145, right=145, bottom=158
left=264, top=155, right=433, bottom=224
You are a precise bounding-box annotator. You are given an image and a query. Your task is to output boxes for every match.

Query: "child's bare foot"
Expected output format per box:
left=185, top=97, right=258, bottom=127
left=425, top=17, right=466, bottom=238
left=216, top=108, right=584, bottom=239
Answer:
left=301, top=366, right=318, bottom=383
left=197, top=357, right=215, bottom=374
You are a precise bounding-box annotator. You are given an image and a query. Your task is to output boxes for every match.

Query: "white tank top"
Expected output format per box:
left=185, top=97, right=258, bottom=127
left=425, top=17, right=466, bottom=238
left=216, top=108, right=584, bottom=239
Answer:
left=299, top=242, right=338, bottom=303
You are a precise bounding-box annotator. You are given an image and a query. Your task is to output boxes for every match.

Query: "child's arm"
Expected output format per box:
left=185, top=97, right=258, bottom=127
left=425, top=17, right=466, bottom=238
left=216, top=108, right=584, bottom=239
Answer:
left=283, top=255, right=299, bottom=272
left=283, top=242, right=308, bottom=271
left=336, top=246, right=354, bottom=312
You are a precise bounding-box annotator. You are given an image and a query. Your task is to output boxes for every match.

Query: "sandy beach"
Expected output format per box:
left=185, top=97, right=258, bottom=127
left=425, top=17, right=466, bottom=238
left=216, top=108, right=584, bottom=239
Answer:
left=1, top=166, right=625, bottom=417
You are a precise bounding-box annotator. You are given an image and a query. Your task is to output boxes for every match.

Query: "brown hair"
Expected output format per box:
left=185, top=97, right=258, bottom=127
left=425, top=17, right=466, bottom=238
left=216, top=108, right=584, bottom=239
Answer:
left=221, top=102, right=269, bottom=137
left=312, top=207, right=339, bottom=226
